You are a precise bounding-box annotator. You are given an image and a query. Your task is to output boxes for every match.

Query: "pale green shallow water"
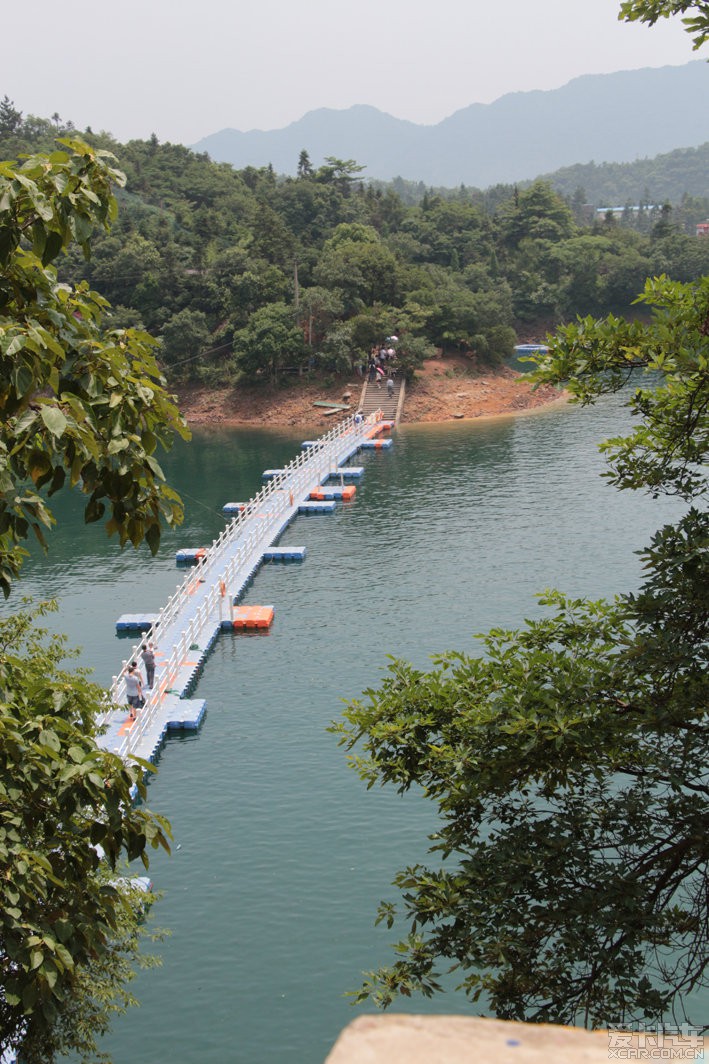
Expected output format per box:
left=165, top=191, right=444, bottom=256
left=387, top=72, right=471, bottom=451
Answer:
left=5, top=397, right=690, bottom=1062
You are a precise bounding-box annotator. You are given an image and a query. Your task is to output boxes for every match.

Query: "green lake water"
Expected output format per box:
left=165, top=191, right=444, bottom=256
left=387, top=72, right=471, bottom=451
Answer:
left=6, top=396, right=688, bottom=1062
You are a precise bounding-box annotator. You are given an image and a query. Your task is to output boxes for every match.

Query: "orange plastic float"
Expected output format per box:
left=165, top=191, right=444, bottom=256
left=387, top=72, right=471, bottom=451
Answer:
left=231, top=605, right=275, bottom=630
left=309, top=485, right=356, bottom=501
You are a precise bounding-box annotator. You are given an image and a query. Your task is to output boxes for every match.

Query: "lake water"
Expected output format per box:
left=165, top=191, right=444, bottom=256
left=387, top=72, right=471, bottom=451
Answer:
left=7, top=396, right=686, bottom=1062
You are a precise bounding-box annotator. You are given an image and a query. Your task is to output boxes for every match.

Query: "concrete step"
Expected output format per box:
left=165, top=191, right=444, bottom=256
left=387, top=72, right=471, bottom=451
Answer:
left=359, top=379, right=403, bottom=421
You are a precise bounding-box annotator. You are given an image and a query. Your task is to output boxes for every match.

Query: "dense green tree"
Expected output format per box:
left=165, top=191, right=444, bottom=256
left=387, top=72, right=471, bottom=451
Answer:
left=88, top=233, right=163, bottom=312
left=250, top=200, right=296, bottom=265
left=362, top=185, right=406, bottom=235
left=318, top=320, right=357, bottom=374
left=233, top=301, right=306, bottom=383
left=314, top=232, right=399, bottom=315
left=298, top=285, right=344, bottom=349
left=227, top=264, right=289, bottom=329
left=315, top=157, right=365, bottom=194
left=498, top=180, right=576, bottom=248
left=400, top=263, right=514, bottom=354
left=545, top=235, right=606, bottom=315
left=0, top=141, right=188, bottom=596
left=276, top=176, right=366, bottom=247
left=400, top=199, right=493, bottom=269
left=0, top=96, right=22, bottom=136
left=598, top=239, right=654, bottom=309
left=159, top=308, right=211, bottom=374
left=346, top=305, right=399, bottom=357
left=205, top=248, right=289, bottom=329
left=650, top=229, right=709, bottom=281
left=324, top=222, right=381, bottom=248
left=297, top=149, right=313, bottom=178
left=334, top=274, right=709, bottom=1027
left=0, top=604, right=170, bottom=1062
left=392, top=333, right=437, bottom=379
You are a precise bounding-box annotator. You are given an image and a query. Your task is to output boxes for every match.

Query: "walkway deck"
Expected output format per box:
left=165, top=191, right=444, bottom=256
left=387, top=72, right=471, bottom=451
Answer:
left=98, top=411, right=393, bottom=767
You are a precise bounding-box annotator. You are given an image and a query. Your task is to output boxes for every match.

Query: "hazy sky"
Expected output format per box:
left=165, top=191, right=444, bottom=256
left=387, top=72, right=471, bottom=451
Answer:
left=4, top=0, right=697, bottom=145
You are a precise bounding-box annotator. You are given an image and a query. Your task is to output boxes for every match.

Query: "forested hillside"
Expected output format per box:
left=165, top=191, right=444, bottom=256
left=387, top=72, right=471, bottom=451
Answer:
left=391, top=143, right=709, bottom=217
left=539, top=142, right=709, bottom=210
left=3, top=99, right=709, bottom=389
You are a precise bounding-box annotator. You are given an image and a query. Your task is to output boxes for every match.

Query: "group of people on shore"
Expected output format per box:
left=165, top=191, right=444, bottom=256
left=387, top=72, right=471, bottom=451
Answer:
left=124, top=642, right=156, bottom=722
left=367, top=345, right=396, bottom=379
left=354, top=335, right=399, bottom=382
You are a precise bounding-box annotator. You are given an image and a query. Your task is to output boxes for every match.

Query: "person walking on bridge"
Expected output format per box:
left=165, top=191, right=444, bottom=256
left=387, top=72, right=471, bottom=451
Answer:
left=141, top=642, right=156, bottom=689
left=125, top=663, right=143, bottom=722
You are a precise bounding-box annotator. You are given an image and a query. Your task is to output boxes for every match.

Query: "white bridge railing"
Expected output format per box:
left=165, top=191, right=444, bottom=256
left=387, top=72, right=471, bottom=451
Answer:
left=106, top=411, right=384, bottom=759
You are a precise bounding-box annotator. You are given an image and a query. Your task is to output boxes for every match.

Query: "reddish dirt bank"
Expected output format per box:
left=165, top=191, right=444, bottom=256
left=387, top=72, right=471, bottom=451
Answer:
left=174, top=357, right=565, bottom=431
left=401, top=357, right=563, bottom=423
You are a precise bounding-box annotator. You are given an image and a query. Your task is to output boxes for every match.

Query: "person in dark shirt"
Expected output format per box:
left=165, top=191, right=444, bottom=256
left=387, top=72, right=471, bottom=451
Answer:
left=141, top=642, right=156, bottom=689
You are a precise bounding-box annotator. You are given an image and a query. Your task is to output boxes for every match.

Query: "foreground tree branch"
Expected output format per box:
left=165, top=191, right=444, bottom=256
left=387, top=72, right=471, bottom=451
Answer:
left=0, top=604, right=171, bottom=1061
left=333, top=276, right=709, bottom=1027
left=0, top=140, right=190, bottom=597
left=0, top=141, right=185, bottom=1059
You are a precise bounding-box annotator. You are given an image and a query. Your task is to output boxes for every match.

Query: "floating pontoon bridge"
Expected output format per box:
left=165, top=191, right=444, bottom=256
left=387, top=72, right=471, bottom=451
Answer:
left=98, top=412, right=393, bottom=768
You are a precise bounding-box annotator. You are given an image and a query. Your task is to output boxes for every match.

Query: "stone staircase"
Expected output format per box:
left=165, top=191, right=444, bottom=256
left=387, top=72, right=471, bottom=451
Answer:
left=358, top=376, right=405, bottom=423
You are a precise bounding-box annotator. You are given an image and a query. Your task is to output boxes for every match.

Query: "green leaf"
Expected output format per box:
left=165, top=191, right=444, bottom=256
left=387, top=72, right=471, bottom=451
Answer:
left=12, top=363, right=35, bottom=399
left=0, top=224, right=15, bottom=265
left=39, top=405, right=68, bottom=438
left=145, top=522, right=161, bottom=555
left=42, top=230, right=64, bottom=266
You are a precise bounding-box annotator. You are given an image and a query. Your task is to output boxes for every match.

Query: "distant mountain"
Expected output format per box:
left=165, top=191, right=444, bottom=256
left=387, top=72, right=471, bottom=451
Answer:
left=192, top=62, right=709, bottom=187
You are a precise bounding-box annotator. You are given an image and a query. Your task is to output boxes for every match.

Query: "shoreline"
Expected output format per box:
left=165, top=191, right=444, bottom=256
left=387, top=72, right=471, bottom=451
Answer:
left=175, top=360, right=567, bottom=431
left=401, top=390, right=570, bottom=428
